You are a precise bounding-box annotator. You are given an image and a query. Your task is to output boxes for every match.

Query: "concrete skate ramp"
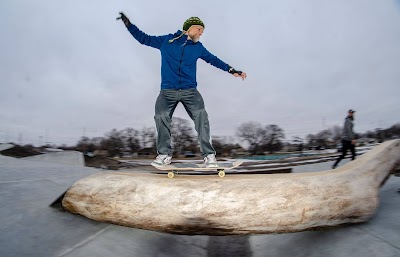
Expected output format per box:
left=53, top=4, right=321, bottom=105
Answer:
left=62, top=140, right=400, bottom=235
left=23, top=151, right=85, bottom=167
left=0, top=154, right=18, bottom=164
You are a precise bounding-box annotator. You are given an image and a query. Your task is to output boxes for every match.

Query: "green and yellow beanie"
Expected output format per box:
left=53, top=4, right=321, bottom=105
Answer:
left=169, top=17, right=205, bottom=43
left=183, top=17, right=205, bottom=31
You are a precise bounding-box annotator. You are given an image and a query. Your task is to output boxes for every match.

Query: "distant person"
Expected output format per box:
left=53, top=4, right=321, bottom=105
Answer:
left=332, top=109, right=357, bottom=169
left=117, top=13, right=247, bottom=167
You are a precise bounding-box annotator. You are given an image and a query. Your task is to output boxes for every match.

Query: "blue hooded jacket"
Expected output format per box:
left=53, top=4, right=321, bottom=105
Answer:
left=127, top=24, right=230, bottom=90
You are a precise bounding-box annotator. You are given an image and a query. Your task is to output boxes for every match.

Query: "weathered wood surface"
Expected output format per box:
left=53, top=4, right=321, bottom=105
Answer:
left=62, top=140, right=400, bottom=235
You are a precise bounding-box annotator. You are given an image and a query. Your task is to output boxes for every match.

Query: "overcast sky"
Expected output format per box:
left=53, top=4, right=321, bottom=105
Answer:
left=1, top=0, right=400, bottom=146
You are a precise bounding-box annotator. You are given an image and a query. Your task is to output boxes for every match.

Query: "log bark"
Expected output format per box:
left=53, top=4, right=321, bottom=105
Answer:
left=62, top=140, right=400, bottom=235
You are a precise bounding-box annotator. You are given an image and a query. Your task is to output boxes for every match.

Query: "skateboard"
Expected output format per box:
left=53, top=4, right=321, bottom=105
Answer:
left=151, top=160, right=243, bottom=178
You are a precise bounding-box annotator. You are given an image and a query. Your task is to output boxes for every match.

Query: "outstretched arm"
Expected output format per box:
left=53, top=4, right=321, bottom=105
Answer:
left=200, top=47, right=247, bottom=81
left=117, top=12, right=167, bottom=49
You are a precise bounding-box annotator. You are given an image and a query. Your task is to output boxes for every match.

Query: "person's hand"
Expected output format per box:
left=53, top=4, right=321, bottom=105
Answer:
left=233, top=71, right=247, bottom=81
left=351, top=139, right=356, bottom=145
left=116, top=12, right=131, bottom=27
left=229, top=67, right=247, bottom=81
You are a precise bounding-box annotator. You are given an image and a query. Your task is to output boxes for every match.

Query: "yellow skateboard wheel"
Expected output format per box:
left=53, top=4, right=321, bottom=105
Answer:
left=218, top=170, right=225, bottom=178
left=167, top=172, right=175, bottom=178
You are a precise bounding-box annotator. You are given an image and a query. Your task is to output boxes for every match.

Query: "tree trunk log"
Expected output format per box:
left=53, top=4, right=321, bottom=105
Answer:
left=62, top=140, right=400, bottom=235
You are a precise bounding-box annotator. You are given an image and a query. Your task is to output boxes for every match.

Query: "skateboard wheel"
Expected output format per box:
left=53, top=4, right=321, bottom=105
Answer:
left=218, top=170, right=225, bottom=178
left=167, top=172, right=175, bottom=178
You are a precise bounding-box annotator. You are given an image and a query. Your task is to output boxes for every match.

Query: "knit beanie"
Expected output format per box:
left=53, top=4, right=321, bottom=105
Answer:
left=183, top=17, right=205, bottom=31
left=169, top=17, right=205, bottom=43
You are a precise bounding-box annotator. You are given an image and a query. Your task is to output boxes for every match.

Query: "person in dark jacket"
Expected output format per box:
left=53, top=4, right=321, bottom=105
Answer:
left=332, top=109, right=357, bottom=169
left=117, top=13, right=247, bottom=166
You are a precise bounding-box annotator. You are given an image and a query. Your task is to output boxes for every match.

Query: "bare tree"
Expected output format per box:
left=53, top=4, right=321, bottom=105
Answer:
left=76, top=136, right=92, bottom=153
left=305, top=134, right=317, bottom=148
left=122, top=128, right=140, bottom=154
left=262, top=124, right=285, bottom=154
left=315, top=129, right=332, bottom=148
left=329, top=125, right=342, bottom=144
left=212, top=136, right=241, bottom=156
left=292, top=136, right=304, bottom=152
left=236, top=121, right=264, bottom=155
left=104, top=129, right=124, bottom=157
left=171, top=117, right=196, bottom=155
left=76, top=136, right=104, bottom=153
left=140, top=127, right=156, bottom=150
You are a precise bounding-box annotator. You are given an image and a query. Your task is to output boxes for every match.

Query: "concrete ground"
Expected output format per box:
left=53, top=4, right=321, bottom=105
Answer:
left=1, top=153, right=399, bottom=257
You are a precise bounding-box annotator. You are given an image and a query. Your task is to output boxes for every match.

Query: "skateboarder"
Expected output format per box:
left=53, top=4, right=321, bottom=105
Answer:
left=117, top=13, right=247, bottom=167
left=332, top=109, right=357, bottom=169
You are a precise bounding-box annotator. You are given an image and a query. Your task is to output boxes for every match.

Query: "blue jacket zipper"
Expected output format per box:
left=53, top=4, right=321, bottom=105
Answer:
left=178, top=41, right=187, bottom=87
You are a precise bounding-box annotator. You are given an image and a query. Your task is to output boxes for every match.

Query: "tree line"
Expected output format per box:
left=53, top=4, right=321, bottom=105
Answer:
left=71, top=119, right=400, bottom=157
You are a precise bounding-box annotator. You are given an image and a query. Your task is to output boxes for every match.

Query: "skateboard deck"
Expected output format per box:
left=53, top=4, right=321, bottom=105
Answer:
left=151, top=160, right=243, bottom=178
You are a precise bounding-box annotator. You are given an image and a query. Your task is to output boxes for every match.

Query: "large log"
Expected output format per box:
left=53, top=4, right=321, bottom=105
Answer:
left=62, top=140, right=400, bottom=235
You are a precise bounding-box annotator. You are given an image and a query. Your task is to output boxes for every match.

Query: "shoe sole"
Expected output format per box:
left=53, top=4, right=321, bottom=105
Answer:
left=152, top=161, right=171, bottom=167
left=205, top=164, right=218, bottom=168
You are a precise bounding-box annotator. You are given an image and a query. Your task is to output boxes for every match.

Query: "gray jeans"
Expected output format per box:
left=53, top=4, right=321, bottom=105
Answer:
left=154, top=88, right=215, bottom=158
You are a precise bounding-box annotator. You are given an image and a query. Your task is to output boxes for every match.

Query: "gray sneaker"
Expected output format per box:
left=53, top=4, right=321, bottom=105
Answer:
left=204, top=154, right=218, bottom=167
left=152, top=154, right=172, bottom=166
